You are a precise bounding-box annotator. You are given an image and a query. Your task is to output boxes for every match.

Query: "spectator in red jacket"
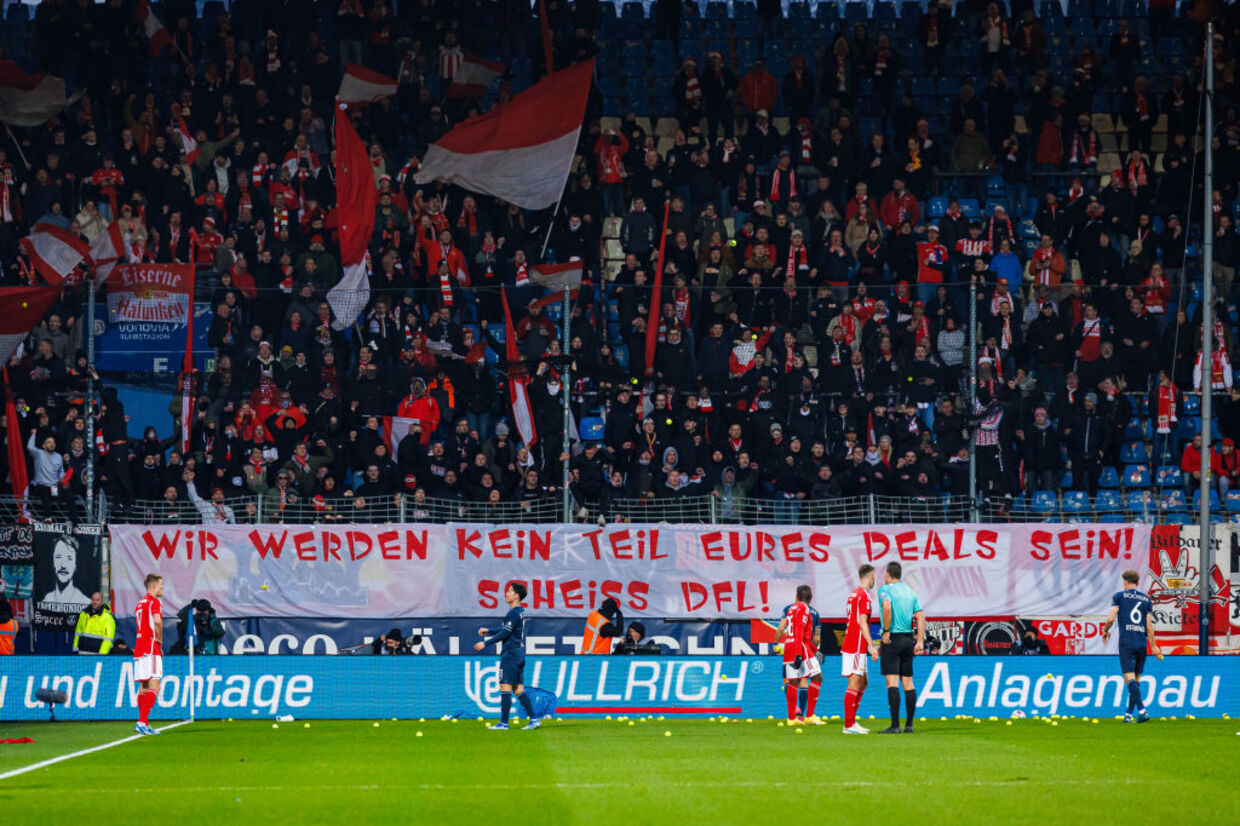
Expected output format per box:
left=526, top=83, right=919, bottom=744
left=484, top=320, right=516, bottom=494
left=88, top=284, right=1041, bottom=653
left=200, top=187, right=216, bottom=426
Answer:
left=737, top=59, right=778, bottom=125
left=397, top=378, right=441, bottom=446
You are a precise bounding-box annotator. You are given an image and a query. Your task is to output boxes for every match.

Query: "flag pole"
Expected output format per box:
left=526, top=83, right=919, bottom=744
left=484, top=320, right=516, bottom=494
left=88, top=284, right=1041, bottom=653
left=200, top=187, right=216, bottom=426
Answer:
left=4, top=125, right=30, bottom=168
left=560, top=285, right=572, bottom=521
left=643, top=202, right=672, bottom=380
left=85, top=275, right=97, bottom=523
left=1198, top=20, right=1215, bottom=656
left=537, top=0, right=555, bottom=76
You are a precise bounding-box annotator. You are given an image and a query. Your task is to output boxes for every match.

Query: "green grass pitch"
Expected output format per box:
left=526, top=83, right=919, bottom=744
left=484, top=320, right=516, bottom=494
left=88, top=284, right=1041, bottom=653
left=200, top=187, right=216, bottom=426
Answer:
left=1, top=717, right=1237, bottom=824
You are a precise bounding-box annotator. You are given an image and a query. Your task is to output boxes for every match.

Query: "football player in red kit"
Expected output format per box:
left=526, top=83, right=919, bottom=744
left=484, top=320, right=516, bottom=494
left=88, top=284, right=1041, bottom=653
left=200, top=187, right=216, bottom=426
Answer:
left=133, top=573, right=164, bottom=735
left=841, top=565, right=880, bottom=734
left=774, top=585, right=820, bottom=723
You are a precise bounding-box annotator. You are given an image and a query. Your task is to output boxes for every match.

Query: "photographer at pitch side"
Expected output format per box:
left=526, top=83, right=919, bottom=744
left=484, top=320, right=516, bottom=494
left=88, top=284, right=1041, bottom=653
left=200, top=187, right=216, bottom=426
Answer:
left=175, top=599, right=226, bottom=655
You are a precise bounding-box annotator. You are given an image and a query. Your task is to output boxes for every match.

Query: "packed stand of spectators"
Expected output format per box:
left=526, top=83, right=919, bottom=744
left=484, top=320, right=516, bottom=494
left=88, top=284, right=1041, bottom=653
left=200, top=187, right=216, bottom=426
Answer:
left=0, top=0, right=1238, bottom=526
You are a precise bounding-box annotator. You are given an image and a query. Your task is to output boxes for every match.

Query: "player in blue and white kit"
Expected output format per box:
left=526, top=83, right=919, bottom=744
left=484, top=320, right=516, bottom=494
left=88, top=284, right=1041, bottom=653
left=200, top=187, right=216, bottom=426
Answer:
left=474, top=582, right=540, bottom=731
left=1101, top=569, right=1163, bottom=723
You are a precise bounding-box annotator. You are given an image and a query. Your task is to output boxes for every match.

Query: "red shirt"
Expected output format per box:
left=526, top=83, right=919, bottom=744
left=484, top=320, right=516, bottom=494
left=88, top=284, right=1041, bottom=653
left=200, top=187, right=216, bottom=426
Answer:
left=842, top=587, right=872, bottom=654
left=134, top=594, right=162, bottom=657
left=780, top=602, right=813, bottom=662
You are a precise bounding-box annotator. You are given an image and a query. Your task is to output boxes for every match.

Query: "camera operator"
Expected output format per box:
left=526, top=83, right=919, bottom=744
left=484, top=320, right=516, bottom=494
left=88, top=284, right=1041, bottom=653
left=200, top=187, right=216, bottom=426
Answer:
left=1011, top=627, right=1051, bottom=655
left=176, top=599, right=225, bottom=655
left=372, top=627, right=409, bottom=655
left=612, top=621, right=661, bottom=655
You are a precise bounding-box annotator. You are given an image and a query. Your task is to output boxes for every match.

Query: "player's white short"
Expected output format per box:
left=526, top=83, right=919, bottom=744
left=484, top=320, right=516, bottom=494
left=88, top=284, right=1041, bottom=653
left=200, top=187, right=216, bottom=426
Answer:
left=133, top=654, right=163, bottom=682
left=783, top=654, right=822, bottom=680
left=841, top=651, right=868, bottom=677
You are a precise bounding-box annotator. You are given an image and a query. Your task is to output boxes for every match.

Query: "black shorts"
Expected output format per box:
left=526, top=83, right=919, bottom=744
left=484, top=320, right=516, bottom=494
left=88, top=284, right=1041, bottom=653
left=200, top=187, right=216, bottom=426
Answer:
left=881, top=633, right=916, bottom=677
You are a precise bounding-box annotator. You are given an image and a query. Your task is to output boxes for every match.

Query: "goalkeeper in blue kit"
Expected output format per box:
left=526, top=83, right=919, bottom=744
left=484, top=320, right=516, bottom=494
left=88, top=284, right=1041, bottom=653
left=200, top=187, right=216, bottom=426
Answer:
left=474, top=582, right=541, bottom=731
left=1101, top=569, right=1163, bottom=722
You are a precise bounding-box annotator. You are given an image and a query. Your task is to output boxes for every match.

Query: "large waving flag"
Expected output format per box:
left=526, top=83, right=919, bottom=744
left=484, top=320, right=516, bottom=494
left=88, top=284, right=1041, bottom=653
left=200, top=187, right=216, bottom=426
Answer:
left=338, top=64, right=398, bottom=107
left=136, top=0, right=173, bottom=57
left=415, top=59, right=594, bottom=210
left=177, top=115, right=199, bottom=163
left=19, top=223, right=90, bottom=285
left=448, top=54, right=506, bottom=98
left=0, top=286, right=61, bottom=365
left=0, top=60, right=82, bottom=126
left=501, top=286, right=537, bottom=447
left=89, top=222, right=132, bottom=284
left=4, top=367, right=29, bottom=509
left=326, top=105, right=378, bottom=330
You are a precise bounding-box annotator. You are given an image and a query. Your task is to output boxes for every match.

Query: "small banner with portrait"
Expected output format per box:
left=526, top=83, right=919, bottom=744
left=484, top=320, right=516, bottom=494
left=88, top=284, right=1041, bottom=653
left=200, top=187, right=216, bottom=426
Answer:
left=32, top=524, right=102, bottom=631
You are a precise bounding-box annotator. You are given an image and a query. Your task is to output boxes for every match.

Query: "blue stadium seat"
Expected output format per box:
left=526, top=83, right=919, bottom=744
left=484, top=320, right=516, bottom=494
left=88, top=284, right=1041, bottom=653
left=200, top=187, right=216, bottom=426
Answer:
left=959, top=198, right=981, bottom=219
left=1163, top=511, right=1192, bottom=525
left=1122, top=465, right=1151, bottom=488
left=1125, top=490, right=1154, bottom=512
left=1124, top=417, right=1150, bottom=441
left=1060, top=469, right=1073, bottom=489
left=1062, top=490, right=1090, bottom=513
left=1094, top=490, right=1122, bottom=512
left=1178, top=416, right=1201, bottom=440
left=1161, top=489, right=1187, bottom=511
left=1226, top=491, right=1240, bottom=512
left=1098, top=466, right=1120, bottom=489
left=1181, top=393, right=1200, bottom=415
left=580, top=417, right=605, bottom=441
left=928, top=196, right=948, bottom=219
left=614, top=344, right=629, bottom=368
left=1119, top=441, right=1148, bottom=464
left=1099, top=514, right=1128, bottom=523
left=1155, top=466, right=1183, bottom=489
left=1193, top=490, right=1222, bottom=511
left=1031, top=490, right=1057, bottom=514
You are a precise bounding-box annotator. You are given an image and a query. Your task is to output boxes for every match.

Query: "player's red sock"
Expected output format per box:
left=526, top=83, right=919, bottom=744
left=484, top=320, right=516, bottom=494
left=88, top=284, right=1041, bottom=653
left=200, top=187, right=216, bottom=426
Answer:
left=785, top=684, right=799, bottom=719
left=138, top=689, right=155, bottom=724
left=844, top=689, right=859, bottom=727
left=807, top=682, right=820, bottom=717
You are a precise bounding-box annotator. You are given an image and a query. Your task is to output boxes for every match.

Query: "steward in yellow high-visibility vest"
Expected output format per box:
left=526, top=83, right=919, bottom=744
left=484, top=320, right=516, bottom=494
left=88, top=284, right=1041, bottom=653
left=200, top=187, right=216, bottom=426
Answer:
left=580, top=597, right=625, bottom=654
left=73, top=592, right=116, bottom=654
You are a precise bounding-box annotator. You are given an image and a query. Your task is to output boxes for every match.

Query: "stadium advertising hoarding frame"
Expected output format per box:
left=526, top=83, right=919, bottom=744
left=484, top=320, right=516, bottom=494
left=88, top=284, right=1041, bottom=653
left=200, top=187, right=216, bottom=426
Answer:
left=0, top=656, right=1234, bottom=722
left=109, top=522, right=1151, bottom=621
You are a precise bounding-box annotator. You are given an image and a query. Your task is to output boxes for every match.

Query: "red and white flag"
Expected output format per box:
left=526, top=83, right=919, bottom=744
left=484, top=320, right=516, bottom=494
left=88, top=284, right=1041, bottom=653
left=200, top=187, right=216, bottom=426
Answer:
left=4, top=366, right=29, bottom=510
left=0, top=286, right=61, bottom=365
left=19, top=223, right=90, bottom=285
left=501, top=286, right=537, bottom=447
left=136, top=0, right=173, bottom=57
left=415, top=59, right=594, bottom=210
left=338, top=64, right=398, bottom=107
left=448, top=54, right=507, bottom=98
left=0, top=60, right=82, bottom=127
left=177, top=115, right=199, bottom=163
left=530, top=260, right=584, bottom=293
left=326, top=105, right=378, bottom=330
left=88, top=222, right=132, bottom=284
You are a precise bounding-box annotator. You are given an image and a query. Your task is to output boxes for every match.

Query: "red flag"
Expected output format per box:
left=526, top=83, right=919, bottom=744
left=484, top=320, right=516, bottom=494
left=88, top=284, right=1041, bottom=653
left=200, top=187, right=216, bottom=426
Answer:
left=326, top=104, right=378, bottom=330
left=177, top=115, right=199, bottom=164
left=338, top=64, right=398, bottom=107
left=448, top=54, right=507, bottom=97
left=644, top=202, right=671, bottom=377
left=88, top=222, right=131, bottom=284
left=537, top=0, right=555, bottom=75
left=3, top=367, right=28, bottom=505
left=0, top=60, right=82, bottom=126
left=0, top=286, right=61, bottom=364
left=414, top=60, right=593, bottom=210
left=19, top=222, right=90, bottom=285
left=502, top=286, right=537, bottom=447
left=136, top=0, right=173, bottom=57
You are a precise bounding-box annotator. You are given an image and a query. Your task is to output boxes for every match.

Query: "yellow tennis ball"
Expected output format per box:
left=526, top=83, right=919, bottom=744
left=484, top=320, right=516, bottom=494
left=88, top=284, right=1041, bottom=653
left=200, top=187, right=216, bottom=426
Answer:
left=261, top=584, right=268, bottom=590
left=272, top=723, right=278, bottom=729
left=416, top=731, right=423, bottom=737
left=1006, top=721, right=1012, bottom=726
left=720, top=675, right=729, bottom=682
left=303, top=723, right=310, bottom=729
left=373, top=722, right=380, bottom=727
left=664, top=731, right=671, bottom=737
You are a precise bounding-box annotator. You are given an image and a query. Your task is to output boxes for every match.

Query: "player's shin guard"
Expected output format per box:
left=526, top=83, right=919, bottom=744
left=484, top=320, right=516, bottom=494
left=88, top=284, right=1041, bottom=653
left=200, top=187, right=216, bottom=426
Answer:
left=796, top=686, right=808, bottom=718
left=785, top=684, right=799, bottom=719
left=137, top=689, right=155, bottom=725
left=1126, top=679, right=1143, bottom=712
left=807, top=681, right=820, bottom=717
left=887, top=687, right=900, bottom=728
left=904, top=689, right=917, bottom=726
left=516, top=690, right=536, bottom=719
left=500, top=691, right=513, bottom=724
left=844, top=689, right=859, bottom=728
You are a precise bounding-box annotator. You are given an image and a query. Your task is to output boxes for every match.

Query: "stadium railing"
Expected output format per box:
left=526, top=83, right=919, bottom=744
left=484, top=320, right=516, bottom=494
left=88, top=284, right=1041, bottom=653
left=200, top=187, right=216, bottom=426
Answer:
left=0, top=493, right=1222, bottom=526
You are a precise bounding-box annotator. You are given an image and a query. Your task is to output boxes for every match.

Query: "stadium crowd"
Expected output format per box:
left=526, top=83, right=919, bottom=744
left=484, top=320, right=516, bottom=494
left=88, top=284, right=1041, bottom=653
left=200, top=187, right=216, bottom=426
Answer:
left=1, top=0, right=1239, bottom=525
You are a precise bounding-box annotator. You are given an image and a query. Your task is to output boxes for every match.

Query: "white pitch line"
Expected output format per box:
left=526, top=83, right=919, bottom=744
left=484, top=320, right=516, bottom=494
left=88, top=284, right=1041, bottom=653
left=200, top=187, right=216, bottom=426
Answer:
left=0, top=720, right=192, bottom=781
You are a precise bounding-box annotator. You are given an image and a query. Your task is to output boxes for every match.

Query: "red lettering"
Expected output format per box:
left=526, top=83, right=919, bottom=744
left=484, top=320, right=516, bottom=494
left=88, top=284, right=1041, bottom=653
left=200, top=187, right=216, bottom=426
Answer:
left=582, top=528, right=604, bottom=560
left=736, top=580, right=757, bottom=612
left=456, top=529, right=482, bottom=559
left=925, top=531, right=949, bottom=561
left=977, top=530, right=998, bottom=559
left=491, top=529, right=512, bottom=558
left=249, top=529, right=287, bottom=560
left=807, top=533, right=831, bottom=562
left=323, top=531, right=342, bottom=562
left=532, top=579, right=555, bottom=610
left=378, top=530, right=401, bottom=560
left=1029, top=530, right=1052, bottom=560
left=865, top=531, right=889, bottom=561
left=895, top=530, right=918, bottom=560
left=1098, top=530, right=1121, bottom=559
left=600, top=580, right=623, bottom=605
left=712, top=581, right=734, bottom=612
left=627, top=581, right=650, bottom=612
left=477, top=580, right=500, bottom=610
left=1059, top=529, right=1082, bottom=559
left=142, top=529, right=180, bottom=560
left=701, top=532, right=724, bottom=561
left=781, top=533, right=804, bottom=562
left=347, top=531, right=372, bottom=561
left=611, top=529, right=633, bottom=559
left=756, top=532, right=776, bottom=562
left=561, top=579, right=584, bottom=611
left=682, top=581, right=709, bottom=611
left=200, top=532, right=218, bottom=560
left=294, top=531, right=316, bottom=561
left=406, top=530, right=428, bottom=560
left=528, top=531, right=551, bottom=561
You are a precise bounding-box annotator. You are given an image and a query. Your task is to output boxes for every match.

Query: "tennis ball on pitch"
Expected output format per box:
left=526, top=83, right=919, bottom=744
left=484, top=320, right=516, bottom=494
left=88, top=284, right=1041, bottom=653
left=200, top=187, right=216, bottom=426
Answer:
left=605, top=715, right=613, bottom=720
left=988, top=716, right=998, bottom=721
left=664, top=731, right=671, bottom=737
left=1092, top=720, right=1099, bottom=724
left=795, top=728, right=803, bottom=734
left=272, top=723, right=279, bottom=729
left=777, top=722, right=785, bottom=728
left=1051, top=721, right=1059, bottom=727
left=373, top=722, right=380, bottom=727
left=1006, top=721, right=1012, bottom=726
left=416, top=731, right=423, bottom=737
left=628, top=721, right=634, bottom=726
left=303, top=723, right=310, bottom=729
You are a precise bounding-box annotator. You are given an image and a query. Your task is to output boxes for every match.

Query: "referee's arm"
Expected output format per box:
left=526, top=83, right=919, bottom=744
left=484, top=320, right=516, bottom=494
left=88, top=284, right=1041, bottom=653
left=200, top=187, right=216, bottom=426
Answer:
left=913, top=609, right=926, bottom=654
left=880, top=599, right=892, bottom=644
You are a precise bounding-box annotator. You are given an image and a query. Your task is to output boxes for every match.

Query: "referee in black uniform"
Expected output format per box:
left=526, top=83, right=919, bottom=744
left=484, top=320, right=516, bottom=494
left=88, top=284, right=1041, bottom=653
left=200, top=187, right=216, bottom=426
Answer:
left=877, top=562, right=926, bottom=734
